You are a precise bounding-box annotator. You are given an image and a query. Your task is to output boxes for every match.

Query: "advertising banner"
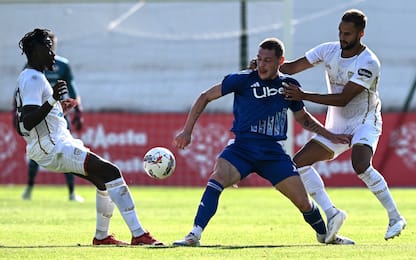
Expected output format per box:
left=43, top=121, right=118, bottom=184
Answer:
left=1, top=112, right=415, bottom=187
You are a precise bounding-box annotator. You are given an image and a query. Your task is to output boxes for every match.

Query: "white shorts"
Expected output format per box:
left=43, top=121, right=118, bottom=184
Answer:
left=34, top=137, right=89, bottom=175
left=312, top=123, right=380, bottom=159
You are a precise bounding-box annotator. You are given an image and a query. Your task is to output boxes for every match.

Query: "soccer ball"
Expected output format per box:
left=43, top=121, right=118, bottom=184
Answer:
left=143, top=147, right=176, bottom=179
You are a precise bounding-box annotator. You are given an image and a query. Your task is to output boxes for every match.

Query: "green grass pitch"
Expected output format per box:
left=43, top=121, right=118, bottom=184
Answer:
left=0, top=185, right=414, bottom=259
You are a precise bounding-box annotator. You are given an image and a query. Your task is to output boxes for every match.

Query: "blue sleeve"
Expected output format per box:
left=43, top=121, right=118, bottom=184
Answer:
left=221, top=71, right=250, bottom=96
left=283, top=77, right=305, bottom=112
left=221, top=73, right=238, bottom=96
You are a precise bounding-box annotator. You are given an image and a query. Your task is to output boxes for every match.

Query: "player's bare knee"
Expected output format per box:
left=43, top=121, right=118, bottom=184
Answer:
left=95, top=161, right=122, bottom=183
left=212, top=159, right=240, bottom=188
left=210, top=171, right=232, bottom=188
left=352, top=160, right=370, bottom=174
left=292, top=158, right=303, bottom=168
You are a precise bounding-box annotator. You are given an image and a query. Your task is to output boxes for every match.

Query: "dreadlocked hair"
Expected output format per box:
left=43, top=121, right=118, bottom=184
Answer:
left=19, top=28, right=51, bottom=58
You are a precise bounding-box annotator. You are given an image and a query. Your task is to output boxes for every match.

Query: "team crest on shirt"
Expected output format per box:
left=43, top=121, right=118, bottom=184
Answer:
left=73, top=148, right=82, bottom=155
left=358, top=68, right=372, bottom=78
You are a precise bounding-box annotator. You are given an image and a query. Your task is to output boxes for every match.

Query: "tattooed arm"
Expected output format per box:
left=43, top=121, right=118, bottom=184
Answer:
left=293, top=108, right=351, bottom=145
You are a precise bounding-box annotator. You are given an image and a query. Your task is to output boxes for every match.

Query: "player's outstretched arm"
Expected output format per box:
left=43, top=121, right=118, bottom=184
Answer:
left=293, top=108, right=351, bottom=145
left=284, top=81, right=364, bottom=107
left=173, top=83, right=222, bottom=149
left=280, top=57, right=313, bottom=75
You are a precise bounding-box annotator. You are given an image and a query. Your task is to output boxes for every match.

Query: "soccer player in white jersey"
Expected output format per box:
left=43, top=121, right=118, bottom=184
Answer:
left=14, top=28, right=164, bottom=246
left=280, top=9, right=406, bottom=241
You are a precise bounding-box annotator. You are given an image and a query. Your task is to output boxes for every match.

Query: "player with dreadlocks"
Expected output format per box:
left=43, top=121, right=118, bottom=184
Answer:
left=14, top=28, right=164, bottom=246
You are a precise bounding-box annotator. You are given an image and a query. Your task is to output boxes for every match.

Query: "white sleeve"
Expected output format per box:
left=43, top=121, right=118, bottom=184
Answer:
left=305, top=42, right=330, bottom=65
left=349, top=55, right=380, bottom=90
left=305, top=42, right=339, bottom=66
left=20, top=75, right=45, bottom=106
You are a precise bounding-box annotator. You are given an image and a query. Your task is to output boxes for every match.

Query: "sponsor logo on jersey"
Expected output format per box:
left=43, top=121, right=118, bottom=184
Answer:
left=358, top=68, right=372, bottom=78
left=251, top=82, right=284, bottom=98
left=250, top=82, right=260, bottom=88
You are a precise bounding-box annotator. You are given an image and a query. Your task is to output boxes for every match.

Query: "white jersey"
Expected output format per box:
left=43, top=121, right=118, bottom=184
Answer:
left=305, top=41, right=382, bottom=135
left=16, top=68, right=71, bottom=162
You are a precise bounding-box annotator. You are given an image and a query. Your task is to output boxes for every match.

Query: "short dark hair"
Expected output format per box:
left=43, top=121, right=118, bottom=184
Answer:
left=19, top=28, right=51, bottom=58
left=259, top=37, right=285, bottom=58
left=342, top=9, right=367, bottom=31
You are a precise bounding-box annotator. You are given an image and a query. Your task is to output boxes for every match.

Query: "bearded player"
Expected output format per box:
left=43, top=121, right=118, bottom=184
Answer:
left=280, top=9, right=406, bottom=241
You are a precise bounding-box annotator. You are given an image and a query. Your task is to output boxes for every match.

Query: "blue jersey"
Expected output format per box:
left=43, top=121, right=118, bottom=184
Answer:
left=221, top=70, right=304, bottom=142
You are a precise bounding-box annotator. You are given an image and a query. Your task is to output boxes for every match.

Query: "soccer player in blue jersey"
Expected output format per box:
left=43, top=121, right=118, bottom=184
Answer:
left=172, top=37, right=354, bottom=246
left=21, top=32, right=84, bottom=202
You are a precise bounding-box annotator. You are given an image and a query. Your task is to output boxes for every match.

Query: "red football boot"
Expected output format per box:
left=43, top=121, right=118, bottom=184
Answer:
left=131, top=232, right=164, bottom=246
left=93, top=234, right=129, bottom=246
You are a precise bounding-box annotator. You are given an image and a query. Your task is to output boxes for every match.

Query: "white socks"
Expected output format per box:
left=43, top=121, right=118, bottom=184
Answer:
left=105, top=178, right=145, bottom=238
left=298, top=164, right=402, bottom=223
left=95, top=189, right=114, bottom=239
left=190, top=225, right=203, bottom=240
left=358, top=166, right=401, bottom=220
left=298, top=166, right=338, bottom=220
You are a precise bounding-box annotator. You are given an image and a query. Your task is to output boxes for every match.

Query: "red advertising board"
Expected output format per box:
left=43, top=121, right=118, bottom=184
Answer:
left=1, top=112, right=416, bottom=187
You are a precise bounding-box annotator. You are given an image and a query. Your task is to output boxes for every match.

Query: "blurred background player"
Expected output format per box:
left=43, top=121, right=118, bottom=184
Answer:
left=280, top=9, right=406, bottom=240
left=21, top=32, right=84, bottom=202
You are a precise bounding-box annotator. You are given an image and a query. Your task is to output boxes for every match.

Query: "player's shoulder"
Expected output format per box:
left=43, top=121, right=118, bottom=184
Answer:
left=306, top=41, right=339, bottom=62
left=360, top=46, right=380, bottom=64
left=18, top=69, right=46, bottom=91
left=280, top=75, right=301, bottom=86
left=225, top=69, right=256, bottom=80
left=237, top=69, right=256, bottom=76
left=54, top=55, right=70, bottom=67
left=19, top=68, right=42, bottom=81
left=55, top=55, right=69, bottom=63
left=314, top=41, right=340, bottom=52
left=354, top=46, right=381, bottom=74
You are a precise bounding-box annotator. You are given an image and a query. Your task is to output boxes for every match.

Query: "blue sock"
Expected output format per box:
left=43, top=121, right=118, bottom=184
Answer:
left=194, top=179, right=224, bottom=229
left=302, top=202, right=327, bottom=235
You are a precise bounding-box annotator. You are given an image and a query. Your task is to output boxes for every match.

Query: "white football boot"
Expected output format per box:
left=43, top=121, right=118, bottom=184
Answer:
left=316, top=233, right=355, bottom=245
left=325, top=209, right=347, bottom=243
left=173, top=233, right=200, bottom=247
left=385, top=216, right=406, bottom=240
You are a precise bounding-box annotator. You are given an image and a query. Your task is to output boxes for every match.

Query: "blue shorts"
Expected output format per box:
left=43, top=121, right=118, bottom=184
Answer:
left=219, top=138, right=299, bottom=186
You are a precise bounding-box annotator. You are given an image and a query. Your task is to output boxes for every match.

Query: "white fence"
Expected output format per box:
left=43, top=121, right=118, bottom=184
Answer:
left=0, top=0, right=415, bottom=112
